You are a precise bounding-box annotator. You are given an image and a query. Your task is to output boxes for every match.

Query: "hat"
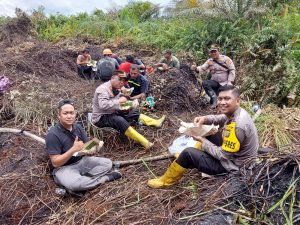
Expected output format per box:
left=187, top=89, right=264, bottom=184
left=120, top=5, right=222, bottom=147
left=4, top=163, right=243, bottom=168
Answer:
left=163, top=49, right=172, bottom=54
left=103, top=48, right=112, bottom=55
left=208, top=44, right=220, bottom=52
left=113, top=70, right=127, bottom=80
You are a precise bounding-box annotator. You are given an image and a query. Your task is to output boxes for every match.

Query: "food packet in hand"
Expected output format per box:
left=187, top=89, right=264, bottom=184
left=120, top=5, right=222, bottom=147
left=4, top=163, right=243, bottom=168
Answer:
left=178, top=121, right=219, bottom=137
left=122, top=87, right=134, bottom=97
left=120, top=99, right=139, bottom=111
left=73, top=138, right=104, bottom=156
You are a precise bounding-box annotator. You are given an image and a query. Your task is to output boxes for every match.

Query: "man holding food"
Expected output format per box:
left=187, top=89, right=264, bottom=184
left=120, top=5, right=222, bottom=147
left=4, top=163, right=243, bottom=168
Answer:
left=147, top=85, right=259, bottom=188
left=45, top=99, right=121, bottom=195
left=76, top=48, right=93, bottom=79
left=92, top=70, right=165, bottom=149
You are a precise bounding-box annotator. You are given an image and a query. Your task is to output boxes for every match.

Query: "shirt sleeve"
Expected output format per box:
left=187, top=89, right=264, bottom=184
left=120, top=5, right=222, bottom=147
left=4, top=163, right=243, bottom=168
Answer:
left=140, top=77, right=149, bottom=94
left=114, top=59, right=119, bottom=69
left=225, top=56, right=236, bottom=82
left=173, top=57, right=180, bottom=68
left=97, top=89, right=120, bottom=111
left=205, top=114, right=227, bottom=126
left=197, top=59, right=211, bottom=74
left=45, top=132, right=63, bottom=155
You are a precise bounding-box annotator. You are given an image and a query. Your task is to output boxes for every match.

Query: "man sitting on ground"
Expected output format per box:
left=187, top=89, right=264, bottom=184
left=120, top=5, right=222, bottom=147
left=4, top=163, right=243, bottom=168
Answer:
left=96, top=48, right=119, bottom=81
left=123, top=64, right=149, bottom=100
left=191, top=44, right=236, bottom=108
left=119, top=55, right=135, bottom=74
left=92, top=71, right=165, bottom=149
left=154, top=50, right=180, bottom=71
left=45, top=99, right=121, bottom=194
left=119, top=55, right=146, bottom=75
left=76, top=49, right=92, bottom=79
left=147, top=85, right=259, bottom=188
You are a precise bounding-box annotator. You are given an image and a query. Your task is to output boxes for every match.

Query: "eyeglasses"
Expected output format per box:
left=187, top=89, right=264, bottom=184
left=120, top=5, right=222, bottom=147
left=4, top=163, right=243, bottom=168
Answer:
left=57, top=99, right=74, bottom=109
left=209, top=50, right=218, bottom=53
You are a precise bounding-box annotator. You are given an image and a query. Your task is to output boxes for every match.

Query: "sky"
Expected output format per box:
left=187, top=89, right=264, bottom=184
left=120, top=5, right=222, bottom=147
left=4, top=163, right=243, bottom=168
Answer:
left=0, top=0, right=171, bottom=17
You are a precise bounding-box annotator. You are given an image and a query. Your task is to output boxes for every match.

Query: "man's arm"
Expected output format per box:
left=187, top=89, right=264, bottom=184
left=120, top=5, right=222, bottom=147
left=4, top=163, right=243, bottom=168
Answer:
left=153, top=58, right=165, bottom=67
left=46, top=132, right=84, bottom=168
left=195, top=59, right=211, bottom=75
left=49, top=136, right=84, bottom=168
left=173, top=57, right=180, bottom=69
left=97, top=89, right=120, bottom=111
left=77, top=55, right=89, bottom=65
left=225, top=56, right=236, bottom=83
left=130, top=93, right=145, bottom=100
left=194, top=114, right=227, bottom=127
left=97, top=89, right=127, bottom=110
left=114, top=59, right=120, bottom=69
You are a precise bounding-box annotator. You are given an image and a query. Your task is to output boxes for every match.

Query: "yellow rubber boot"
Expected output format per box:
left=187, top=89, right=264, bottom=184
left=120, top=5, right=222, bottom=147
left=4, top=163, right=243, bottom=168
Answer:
left=147, top=161, right=186, bottom=188
left=139, top=114, right=166, bottom=128
left=125, top=126, right=153, bottom=149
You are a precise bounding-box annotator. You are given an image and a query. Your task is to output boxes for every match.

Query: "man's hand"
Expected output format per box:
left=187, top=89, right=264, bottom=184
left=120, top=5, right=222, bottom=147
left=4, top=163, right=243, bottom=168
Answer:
left=119, top=96, right=128, bottom=103
left=191, top=65, right=197, bottom=71
left=194, top=116, right=206, bottom=127
left=72, top=136, right=84, bottom=153
left=227, top=81, right=233, bottom=85
left=191, top=135, right=205, bottom=142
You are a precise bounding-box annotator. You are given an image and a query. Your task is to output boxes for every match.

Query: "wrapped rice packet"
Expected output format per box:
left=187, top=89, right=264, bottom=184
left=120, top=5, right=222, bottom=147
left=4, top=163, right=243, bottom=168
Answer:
left=178, top=121, right=219, bottom=137
left=73, top=138, right=104, bottom=156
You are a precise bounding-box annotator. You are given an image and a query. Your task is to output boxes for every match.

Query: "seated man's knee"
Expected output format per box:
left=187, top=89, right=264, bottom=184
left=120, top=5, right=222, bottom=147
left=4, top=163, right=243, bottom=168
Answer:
left=177, top=147, right=199, bottom=160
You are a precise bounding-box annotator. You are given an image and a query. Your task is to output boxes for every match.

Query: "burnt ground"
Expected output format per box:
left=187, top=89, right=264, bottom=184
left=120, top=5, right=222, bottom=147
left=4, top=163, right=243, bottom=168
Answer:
left=1, top=14, right=300, bottom=225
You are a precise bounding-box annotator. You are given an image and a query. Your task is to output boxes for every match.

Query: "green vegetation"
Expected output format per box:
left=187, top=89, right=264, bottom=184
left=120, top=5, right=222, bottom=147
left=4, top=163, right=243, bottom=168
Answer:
left=2, top=0, right=300, bottom=106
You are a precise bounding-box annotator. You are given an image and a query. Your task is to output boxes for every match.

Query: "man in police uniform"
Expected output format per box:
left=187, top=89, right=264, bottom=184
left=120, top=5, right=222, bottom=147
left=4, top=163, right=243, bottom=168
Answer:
left=147, top=85, right=259, bottom=188
left=92, top=71, right=165, bottom=149
left=191, top=44, right=236, bottom=108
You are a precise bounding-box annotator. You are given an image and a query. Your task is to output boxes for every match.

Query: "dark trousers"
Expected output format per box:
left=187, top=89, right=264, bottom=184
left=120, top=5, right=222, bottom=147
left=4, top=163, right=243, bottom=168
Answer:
left=202, top=80, right=221, bottom=103
left=78, top=65, right=92, bottom=79
left=176, top=132, right=227, bottom=175
left=94, top=109, right=140, bottom=134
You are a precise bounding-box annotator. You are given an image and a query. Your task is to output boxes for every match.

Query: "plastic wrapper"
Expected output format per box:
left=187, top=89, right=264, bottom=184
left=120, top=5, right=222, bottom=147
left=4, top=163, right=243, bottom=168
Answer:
left=178, top=121, right=219, bottom=137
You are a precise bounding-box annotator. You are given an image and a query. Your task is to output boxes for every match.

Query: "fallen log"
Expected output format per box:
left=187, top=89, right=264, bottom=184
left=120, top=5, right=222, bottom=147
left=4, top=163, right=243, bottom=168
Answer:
left=0, top=127, right=173, bottom=166
left=0, top=127, right=45, bottom=144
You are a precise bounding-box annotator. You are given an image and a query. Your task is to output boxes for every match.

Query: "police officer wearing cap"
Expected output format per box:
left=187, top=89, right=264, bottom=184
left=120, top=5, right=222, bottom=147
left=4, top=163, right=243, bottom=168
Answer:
left=191, top=44, right=236, bottom=108
left=91, top=70, right=165, bottom=149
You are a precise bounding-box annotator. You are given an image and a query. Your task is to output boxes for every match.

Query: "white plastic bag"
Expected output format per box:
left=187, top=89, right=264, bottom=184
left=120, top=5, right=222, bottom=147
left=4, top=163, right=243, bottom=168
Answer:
left=168, top=135, right=198, bottom=155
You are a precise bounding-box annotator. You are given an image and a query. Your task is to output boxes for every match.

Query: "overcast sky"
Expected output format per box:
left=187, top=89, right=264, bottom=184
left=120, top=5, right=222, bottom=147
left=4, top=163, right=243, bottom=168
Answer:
left=0, top=0, right=171, bottom=17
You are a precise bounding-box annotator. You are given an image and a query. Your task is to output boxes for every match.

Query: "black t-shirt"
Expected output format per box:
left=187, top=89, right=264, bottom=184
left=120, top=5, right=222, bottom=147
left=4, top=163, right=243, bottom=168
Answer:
left=45, top=123, right=88, bottom=167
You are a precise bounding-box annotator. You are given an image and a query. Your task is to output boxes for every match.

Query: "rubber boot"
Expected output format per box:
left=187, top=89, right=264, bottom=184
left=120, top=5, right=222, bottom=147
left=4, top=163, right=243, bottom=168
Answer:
left=125, top=126, right=153, bottom=149
left=147, top=161, right=186, bottom=188
left=207, top=90, right=218, bottom=108
left=139, top=114, right=166, bottom=128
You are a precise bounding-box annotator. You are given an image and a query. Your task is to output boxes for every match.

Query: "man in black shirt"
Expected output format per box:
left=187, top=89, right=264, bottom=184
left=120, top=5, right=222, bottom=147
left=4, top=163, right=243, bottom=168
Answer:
left=46, top=99, right=121, bottom=193
left=126, top=64, right=149, bottom=100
